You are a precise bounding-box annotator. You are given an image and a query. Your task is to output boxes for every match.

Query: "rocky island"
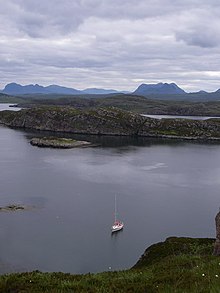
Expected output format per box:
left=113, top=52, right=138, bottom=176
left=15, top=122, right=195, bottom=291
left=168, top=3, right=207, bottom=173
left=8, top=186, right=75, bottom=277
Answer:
left=30, top=137, right=92, bottom=148
left=0, top=204, right=31, bottom=212
left=1, top=106, right=220, bottom=140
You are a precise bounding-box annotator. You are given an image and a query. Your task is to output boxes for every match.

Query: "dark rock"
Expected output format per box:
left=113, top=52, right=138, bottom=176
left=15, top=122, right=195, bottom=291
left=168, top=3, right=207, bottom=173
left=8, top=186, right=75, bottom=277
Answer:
left=0, top=204, right=30, bottom=212
left=213, top=211, right=220, bottom=255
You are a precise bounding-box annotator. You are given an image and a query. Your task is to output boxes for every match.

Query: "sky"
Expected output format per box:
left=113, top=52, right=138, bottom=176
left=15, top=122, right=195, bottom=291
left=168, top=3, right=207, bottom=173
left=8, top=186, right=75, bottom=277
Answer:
left=1, top=0, right=220, bottom=92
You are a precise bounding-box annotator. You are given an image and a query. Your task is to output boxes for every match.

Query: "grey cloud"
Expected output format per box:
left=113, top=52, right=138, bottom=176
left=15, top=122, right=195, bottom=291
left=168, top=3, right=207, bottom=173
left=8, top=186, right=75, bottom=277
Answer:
left=176, top=30, right=220, bottom=48
left=19, top=14, right=46, bottom=38
left=175, top=15, right=220, bottom=48
left=173, top=5, right=220, bottom=48
left=2, top=0, right=219, bottom=38
left=1, top=0, right=84, bottom=37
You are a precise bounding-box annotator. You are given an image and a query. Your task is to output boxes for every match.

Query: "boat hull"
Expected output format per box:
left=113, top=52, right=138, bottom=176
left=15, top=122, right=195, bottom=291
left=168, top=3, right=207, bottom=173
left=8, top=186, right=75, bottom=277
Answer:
left=111, top=223, right=124, bottom=233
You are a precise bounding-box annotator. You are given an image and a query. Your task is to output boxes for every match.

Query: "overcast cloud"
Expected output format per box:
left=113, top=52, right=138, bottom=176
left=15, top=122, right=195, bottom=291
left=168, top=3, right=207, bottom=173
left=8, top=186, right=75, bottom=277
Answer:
left=0, top=0, right=220, bottom=92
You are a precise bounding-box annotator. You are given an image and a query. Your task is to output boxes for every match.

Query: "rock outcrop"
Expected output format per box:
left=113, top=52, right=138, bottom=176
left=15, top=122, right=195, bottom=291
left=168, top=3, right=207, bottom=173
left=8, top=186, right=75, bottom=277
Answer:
left=213, top=211, right=220, bottom=255
left=0, top=107, right=146, bottom=136
left=0, top=204, right=31, bottom=212
left=1, top=106, right=220, bottom=140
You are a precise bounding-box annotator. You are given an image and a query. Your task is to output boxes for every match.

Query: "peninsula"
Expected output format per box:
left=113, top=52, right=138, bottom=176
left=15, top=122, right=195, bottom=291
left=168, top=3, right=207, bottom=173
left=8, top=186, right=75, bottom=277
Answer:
left=0, top=106, right=220, bottom=140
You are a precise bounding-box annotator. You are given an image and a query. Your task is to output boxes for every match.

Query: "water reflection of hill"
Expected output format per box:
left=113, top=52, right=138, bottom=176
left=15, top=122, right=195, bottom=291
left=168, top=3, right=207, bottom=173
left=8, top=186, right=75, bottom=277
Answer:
left=24, top=129, right=220, bottom=150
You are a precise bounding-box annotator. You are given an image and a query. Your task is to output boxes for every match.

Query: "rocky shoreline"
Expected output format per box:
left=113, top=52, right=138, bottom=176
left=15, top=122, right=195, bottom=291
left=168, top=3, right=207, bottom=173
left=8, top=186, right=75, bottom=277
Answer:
left=1, top=106, right=220, bottom=140
left=30, top=137, right=93, bottom=148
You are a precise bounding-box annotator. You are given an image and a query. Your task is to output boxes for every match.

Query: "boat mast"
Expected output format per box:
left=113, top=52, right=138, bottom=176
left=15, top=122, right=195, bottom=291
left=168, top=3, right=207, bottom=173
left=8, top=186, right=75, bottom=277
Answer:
left=114, top=194, right=117, bottom=223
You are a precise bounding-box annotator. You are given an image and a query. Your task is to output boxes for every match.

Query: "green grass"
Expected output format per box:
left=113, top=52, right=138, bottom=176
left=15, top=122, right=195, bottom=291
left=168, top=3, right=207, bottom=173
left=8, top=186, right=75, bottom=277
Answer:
left=0, top=237, right=219, bottom=293
left=1, top=256, right=220, bottom=293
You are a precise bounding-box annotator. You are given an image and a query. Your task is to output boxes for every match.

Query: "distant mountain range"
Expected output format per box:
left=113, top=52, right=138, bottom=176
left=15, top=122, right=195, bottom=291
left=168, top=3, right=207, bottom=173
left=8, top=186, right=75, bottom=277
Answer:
left=1, top=82, right=220, bottom=97
left=0, top=83, right=124, bottom=96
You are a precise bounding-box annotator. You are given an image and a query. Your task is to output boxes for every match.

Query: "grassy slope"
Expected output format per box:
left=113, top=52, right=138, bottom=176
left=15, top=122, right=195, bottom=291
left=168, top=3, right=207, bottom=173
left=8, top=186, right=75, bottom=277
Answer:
left=1, top=237, right=220, bottom=293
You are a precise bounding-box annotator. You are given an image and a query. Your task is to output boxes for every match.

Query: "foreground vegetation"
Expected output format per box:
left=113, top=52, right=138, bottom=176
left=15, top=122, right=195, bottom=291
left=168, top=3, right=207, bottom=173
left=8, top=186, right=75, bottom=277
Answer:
left=1, top=237, right=219, bottom=292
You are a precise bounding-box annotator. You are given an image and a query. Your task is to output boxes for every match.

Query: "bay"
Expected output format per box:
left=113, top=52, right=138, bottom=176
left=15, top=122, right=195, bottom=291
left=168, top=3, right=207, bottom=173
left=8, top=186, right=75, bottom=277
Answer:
left=0, top=103, right=21, bottom=111
left=0, top=115, right=219, bottom=275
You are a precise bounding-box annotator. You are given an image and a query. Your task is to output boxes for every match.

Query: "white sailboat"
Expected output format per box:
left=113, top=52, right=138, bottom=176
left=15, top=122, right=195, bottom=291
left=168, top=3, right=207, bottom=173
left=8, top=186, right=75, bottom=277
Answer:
left=111, top=195, right=124, bottom=233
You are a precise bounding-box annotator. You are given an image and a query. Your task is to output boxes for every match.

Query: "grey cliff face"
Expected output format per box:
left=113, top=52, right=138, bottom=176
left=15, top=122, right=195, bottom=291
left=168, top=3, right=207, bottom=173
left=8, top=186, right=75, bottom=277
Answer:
left=213, top=211, right=220, bottom=255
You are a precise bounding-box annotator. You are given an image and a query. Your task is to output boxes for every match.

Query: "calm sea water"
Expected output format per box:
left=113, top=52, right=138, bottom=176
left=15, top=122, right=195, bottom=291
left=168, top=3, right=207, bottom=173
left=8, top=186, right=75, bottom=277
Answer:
left=143, top=114, right=220, bottom=120
left=0, top=106, right=219, bottom=274
left=0, top=103, right=21, bottom=111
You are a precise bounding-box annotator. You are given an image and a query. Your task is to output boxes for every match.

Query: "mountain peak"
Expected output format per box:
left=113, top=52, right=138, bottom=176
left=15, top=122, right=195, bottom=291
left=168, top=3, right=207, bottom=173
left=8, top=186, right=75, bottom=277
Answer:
left=3, top=83, right=46, bottom=94
left=133, top=82, right=185, bottom=96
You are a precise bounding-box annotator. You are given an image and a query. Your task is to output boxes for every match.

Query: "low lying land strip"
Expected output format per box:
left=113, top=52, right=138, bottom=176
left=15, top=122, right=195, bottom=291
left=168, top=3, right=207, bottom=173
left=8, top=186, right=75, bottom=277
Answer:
left=30, top=137, right=93, bottom=148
